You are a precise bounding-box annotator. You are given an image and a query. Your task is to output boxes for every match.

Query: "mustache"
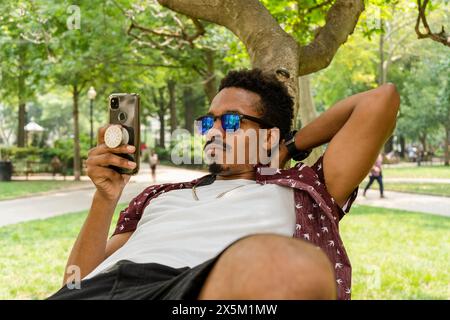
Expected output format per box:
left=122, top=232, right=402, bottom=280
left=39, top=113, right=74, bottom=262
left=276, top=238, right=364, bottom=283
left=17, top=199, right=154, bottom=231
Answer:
left=203, top=138, right=231, bottom=151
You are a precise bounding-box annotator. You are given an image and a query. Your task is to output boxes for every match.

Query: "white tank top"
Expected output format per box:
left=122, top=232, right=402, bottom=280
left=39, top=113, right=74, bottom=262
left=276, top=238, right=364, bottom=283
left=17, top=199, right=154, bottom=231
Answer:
left=85, top=178, right=296, bottom=279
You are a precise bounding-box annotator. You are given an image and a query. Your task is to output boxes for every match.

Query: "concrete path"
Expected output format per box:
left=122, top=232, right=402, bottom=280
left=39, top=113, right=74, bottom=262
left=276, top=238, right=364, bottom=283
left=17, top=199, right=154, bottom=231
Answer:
left=0, top=165, right=204, bottom=227
left=1, top=165, right=449, bottom=227
left=382, top=178, right=450, bottom=184
left=355, top=189, right=450, bottom=218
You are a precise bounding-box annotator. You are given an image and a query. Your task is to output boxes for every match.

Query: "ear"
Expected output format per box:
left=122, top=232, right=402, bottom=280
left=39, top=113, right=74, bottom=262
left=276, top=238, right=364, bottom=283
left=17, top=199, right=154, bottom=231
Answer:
left=278, top=138, right=290, bottom=168
left=264, top=127, right=280, bottom=152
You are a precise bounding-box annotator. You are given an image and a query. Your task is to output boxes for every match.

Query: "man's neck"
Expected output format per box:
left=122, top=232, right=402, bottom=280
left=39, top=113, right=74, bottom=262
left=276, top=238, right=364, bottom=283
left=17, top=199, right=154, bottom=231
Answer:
left=214, top=168, right=256, bottom=181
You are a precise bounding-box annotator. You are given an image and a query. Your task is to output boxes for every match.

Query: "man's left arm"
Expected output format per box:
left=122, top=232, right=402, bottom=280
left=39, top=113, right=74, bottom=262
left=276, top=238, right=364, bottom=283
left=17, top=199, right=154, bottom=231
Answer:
left=293, top=83, right=400, bottom=207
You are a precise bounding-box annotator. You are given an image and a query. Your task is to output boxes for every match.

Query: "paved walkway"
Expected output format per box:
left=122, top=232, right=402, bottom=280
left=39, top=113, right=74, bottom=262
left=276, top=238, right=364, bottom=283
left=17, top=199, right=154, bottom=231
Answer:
left=1, top=165, right=449, bottom=227
left=355, top=189, right=450, bottom=217
left=0, top=165, right=204, bottom=227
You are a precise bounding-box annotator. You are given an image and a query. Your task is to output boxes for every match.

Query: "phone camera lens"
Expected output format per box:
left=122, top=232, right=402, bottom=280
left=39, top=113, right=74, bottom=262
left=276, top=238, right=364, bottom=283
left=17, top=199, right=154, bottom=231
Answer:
left=118, top=112, right=127, bottom=122
left=111, top=97, right=119, bottom=109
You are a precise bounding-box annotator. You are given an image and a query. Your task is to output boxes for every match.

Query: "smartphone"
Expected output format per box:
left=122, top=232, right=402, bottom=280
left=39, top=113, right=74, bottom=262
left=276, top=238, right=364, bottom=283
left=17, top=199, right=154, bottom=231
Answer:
left=108, top=93, right=140, bottom=175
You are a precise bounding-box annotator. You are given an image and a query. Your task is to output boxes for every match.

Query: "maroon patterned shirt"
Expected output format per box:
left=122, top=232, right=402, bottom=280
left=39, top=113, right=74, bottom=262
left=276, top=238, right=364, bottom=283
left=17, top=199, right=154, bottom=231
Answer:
left=112, top=156, right=358, bottom=300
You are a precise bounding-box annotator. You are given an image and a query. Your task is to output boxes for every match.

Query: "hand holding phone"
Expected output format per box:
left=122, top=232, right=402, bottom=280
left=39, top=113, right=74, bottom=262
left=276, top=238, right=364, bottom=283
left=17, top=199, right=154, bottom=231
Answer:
left=86, top=126, right=136, bottom=201
left=106, top=93, right=140, bottom=175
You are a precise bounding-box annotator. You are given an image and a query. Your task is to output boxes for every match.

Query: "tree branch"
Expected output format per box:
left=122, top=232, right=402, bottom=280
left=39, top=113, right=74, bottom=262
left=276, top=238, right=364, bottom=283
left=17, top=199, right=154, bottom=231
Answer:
left=127, top=16, right=205, bottom=49
left=297, top=0, right=365, bottom=75
left=415, top=0, right=449, bottom=47
left=303, top=0, right=334, bottom=13
left=157, top=0, right=300, bottom=86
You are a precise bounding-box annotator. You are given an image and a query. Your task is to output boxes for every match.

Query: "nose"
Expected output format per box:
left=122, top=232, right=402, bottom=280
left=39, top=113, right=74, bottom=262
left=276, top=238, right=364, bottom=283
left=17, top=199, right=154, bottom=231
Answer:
left=205, top=117, right=225, bottom=141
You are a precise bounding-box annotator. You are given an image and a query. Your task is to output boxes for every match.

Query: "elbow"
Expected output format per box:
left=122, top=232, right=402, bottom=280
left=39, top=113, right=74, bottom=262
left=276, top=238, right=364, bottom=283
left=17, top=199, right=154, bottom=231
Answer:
left=376, top=83, right=400, bottom=136
left=379, top=83, right=401, bottom=112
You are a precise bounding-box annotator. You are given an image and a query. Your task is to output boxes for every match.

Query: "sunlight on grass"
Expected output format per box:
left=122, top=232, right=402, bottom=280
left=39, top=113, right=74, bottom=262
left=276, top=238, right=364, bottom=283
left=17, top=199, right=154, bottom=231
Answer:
left=0, top=181, right=90, bottom=200
left=383, top=166, right=450, bottom=179
left=362, top=181, right=450, bottom=197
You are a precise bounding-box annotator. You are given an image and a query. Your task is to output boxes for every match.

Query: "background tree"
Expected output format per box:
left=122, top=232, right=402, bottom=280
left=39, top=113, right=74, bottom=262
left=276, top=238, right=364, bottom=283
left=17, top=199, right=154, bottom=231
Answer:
left=0, top=1, right=51, bottom=147
left=151, top=0, right=364, bottom=163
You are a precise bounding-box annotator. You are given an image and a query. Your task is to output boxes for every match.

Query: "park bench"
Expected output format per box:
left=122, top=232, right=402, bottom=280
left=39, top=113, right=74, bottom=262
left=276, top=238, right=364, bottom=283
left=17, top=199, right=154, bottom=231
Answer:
left=12, top=160, right=67, bottom=180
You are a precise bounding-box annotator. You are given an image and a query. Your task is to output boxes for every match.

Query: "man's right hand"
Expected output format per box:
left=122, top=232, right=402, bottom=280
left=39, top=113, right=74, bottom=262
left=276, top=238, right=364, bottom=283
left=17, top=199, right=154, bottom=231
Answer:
left=86, top=125, right=136, bottom=201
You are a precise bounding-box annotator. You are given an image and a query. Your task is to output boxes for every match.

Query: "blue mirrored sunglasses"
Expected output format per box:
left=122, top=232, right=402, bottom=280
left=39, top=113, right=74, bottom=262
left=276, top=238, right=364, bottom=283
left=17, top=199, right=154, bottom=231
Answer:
left=195, top=112, right=275, bottom=135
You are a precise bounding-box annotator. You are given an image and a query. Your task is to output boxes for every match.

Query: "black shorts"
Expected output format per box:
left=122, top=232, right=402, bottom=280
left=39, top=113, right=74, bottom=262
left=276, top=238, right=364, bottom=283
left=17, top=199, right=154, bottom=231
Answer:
left=46, top=236, right=251, bottom=300
left=47, top=257, right=218, bottom=300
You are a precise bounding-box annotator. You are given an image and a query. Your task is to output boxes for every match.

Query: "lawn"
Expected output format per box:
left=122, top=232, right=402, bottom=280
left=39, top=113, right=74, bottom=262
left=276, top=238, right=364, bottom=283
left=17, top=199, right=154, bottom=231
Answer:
left=383, top=165, right=450, bottom=179
left=340, top=205, right=449, bottom=299
left=0, top=181, right=91, bottom=200
left=364, top=182, right=450, bottom=197
left=0, top=204, right=448, bottom=300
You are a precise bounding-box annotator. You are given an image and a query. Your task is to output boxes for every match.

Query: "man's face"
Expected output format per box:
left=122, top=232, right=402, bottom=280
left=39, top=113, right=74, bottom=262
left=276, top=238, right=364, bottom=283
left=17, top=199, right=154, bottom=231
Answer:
left=203, top=87, right=278, bottom=175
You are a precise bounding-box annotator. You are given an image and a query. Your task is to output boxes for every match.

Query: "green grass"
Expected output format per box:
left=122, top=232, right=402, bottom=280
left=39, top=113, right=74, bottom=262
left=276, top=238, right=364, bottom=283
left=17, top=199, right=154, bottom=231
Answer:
left=363, top=181, right=450, bottom=197
left=0, top=181, right=90, bottom=200
left=0, top=203, right=126, bottom=300
left=383, top=165, right=450, bottom=179
left=340, top=205, right=449, bottom=299
left=383, top=183, right=450, bottom=197
left=0, top=204, right=448, bottom=300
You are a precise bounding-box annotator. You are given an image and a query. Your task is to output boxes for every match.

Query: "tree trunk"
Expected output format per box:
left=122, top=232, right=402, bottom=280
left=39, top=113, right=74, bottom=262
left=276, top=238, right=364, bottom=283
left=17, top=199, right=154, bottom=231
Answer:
left=183, top=87, right=195, bottom=134
left=298, top=75, right=322, bottom=165
left=158, top=0, right=364, bottom=120
left=203, top=49, right=217, bottom=103
left=73, top=84, right=81, bottom=181
left=445, top=128, right=449, bottom=166
left=378, top=19, right=385, bottom=86
left=167, top=80, right=177, bottom=133
left=419, top=133, right=427, bottom=154
left=384, top=136, right=394, bottom=154
left=378, top=19, right=395, bottom=154
left=17, top=46, right=27, bottom=147
left=158, top=88, right=166, bottom=148
left=399, top=135, right=406, bottom=159
left=17, top=103, right=26, bottom=147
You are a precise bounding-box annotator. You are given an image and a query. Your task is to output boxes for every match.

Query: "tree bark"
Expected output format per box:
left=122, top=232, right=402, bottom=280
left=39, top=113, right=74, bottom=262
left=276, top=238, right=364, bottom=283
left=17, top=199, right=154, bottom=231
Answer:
left=157, top=0, right=364, bottom=121
left=73, top=84, right=81, bottom=181
left=17, top=45, right=27, bottom=148
left=183, top=87, right=195, bottom=134
left=419, top=133, right=427, bottom=154
left=445, top=128, right=449, bottom=166
left=378, top=19, right=385, bottom=86
left=297, top=75, right=322, bottom=165
left=17, top=103, right=26, bottom=147
left=203, top=49, right=217, bottom=103
left=399, top=134, right=406, bottom=159
left=157, top=88, right=166, bottom=148
left=167, top=80, right=177, bottom=133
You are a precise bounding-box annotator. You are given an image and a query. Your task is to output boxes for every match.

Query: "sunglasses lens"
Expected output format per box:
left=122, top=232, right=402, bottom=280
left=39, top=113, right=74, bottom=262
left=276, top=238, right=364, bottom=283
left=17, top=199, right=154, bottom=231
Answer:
left=222, top=114, right=240, bottom=132
left=197, top=116, right=214, bottom=135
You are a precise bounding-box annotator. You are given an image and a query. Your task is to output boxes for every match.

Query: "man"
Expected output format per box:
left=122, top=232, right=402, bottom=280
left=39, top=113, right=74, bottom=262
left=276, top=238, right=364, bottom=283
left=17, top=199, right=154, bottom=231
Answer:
left=48, top=69, right=400, bottom=300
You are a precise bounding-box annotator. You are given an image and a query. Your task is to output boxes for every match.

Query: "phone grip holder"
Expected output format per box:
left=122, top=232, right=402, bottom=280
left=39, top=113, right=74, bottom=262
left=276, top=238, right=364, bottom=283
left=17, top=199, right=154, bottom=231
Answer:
left=105, top=125, right=129, bottom=148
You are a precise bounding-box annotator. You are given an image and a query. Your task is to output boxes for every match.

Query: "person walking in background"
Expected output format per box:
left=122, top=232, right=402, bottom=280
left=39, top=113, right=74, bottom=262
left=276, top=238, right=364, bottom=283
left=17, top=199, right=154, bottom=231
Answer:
left=50, top=155, right=62, bottom=179
left=140, top=141, right=147, bottom=157
left=149, top=149, right=159, bottom=183
left=363, top=153, right=384, bottom=198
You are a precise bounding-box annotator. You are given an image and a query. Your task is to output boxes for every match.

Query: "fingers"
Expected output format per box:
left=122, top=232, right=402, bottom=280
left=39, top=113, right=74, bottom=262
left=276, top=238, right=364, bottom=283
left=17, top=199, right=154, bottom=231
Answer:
left=87, top=166, right=121, bottom=181
left=97, top=125, right=109, bottom=145
left=88, top=143, right=135, bottom=157
left=87, top=153, right=137, bottom=170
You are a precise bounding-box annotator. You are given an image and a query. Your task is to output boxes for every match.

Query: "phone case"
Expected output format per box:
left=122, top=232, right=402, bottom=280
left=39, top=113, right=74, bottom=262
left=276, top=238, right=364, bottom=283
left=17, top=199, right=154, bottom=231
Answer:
left=108, top=93, right=140, bottom=175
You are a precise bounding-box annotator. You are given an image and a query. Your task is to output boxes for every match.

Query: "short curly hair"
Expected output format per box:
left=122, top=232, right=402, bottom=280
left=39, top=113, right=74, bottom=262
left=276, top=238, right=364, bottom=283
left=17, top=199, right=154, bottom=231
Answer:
left=218, top=68, right=294, bottom=139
